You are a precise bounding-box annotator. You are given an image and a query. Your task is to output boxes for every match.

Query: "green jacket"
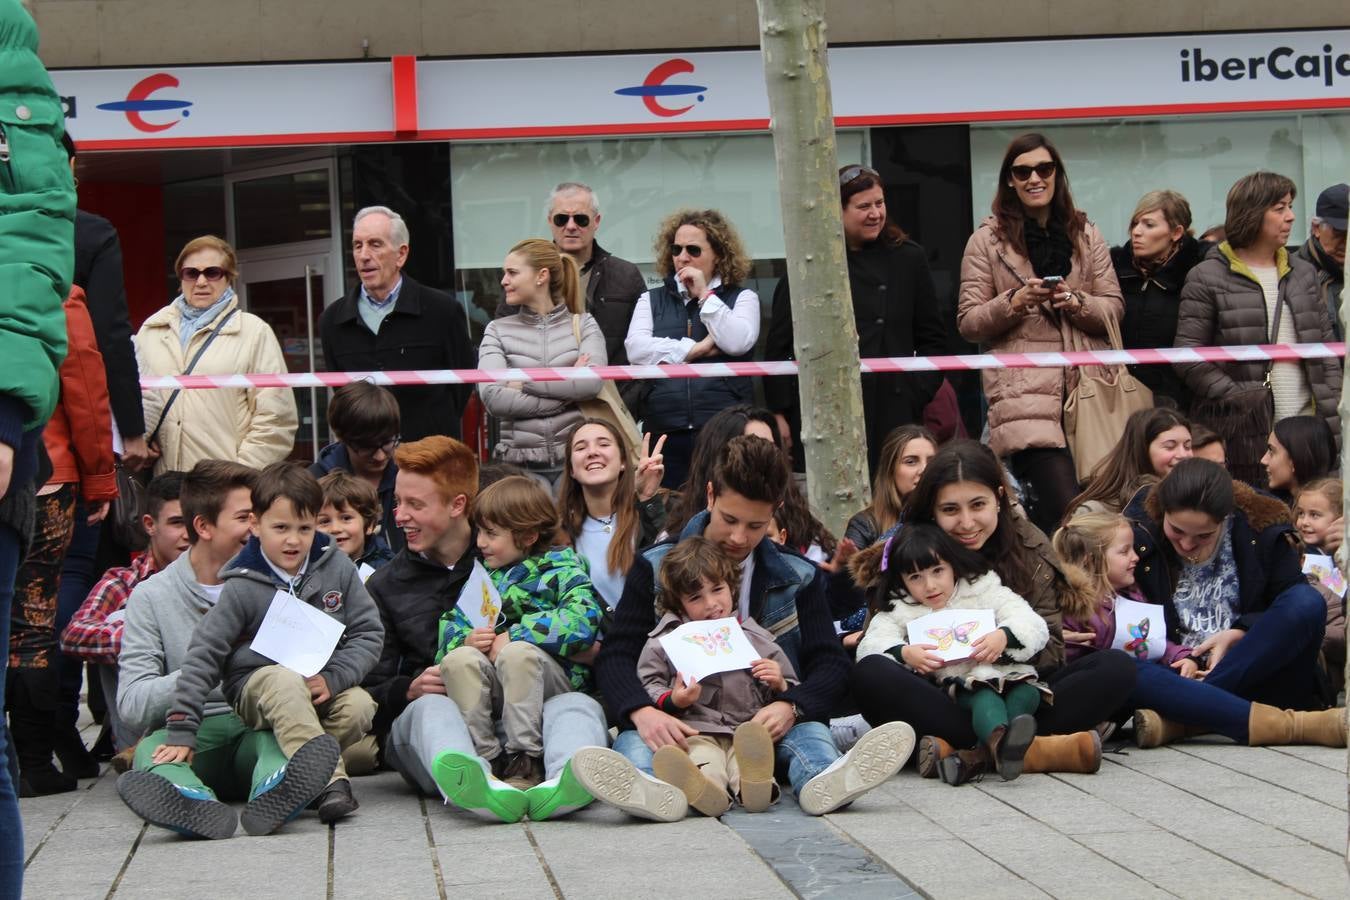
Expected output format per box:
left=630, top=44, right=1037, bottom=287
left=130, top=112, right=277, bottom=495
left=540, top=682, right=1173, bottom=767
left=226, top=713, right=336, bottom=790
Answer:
left=436, top=547, right=603, bottom=691
left=0, top=0, right=72, bottom=441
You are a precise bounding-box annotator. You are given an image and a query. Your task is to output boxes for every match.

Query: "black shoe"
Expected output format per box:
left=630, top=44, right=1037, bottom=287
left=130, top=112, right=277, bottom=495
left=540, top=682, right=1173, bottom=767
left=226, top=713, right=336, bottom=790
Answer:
left=18, top=765, right=78, bottom=798
left=316, top=778, right=359, bottom=824
left=53, top=729, right=100, bottom=779
left=241, top=734, right=341, bottom=836
left=993, top=714, right=1038, bottom=782
left=937, top=748, right=989, bottom=787
left=116, top=770, right=238, bottom=840
left=90, top=726, right=116, bottom=763
left=501, top=751, right=545, bottom=790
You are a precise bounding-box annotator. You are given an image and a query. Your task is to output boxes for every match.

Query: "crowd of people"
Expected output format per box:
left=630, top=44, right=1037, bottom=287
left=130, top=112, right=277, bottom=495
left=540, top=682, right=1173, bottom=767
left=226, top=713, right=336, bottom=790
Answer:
left=2, top=6, right=1347, bottom=883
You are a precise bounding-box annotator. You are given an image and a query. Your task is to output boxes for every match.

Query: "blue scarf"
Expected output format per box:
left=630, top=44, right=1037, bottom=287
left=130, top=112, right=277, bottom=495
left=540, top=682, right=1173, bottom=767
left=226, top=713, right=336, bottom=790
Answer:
left=174, top=287, right=236, bottom=351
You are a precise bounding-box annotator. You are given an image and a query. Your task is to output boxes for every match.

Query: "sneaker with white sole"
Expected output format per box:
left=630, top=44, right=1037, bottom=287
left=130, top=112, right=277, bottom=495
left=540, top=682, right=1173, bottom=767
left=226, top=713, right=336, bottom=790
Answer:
left=570, top=747, right=687, bottom=823
left=797, top=720, right=914, bottom=816
left=524, top=757, right=594, bottom=821
left=829, top=714, right=872, bottom=753
left=432, top=751, right=527, bottom=823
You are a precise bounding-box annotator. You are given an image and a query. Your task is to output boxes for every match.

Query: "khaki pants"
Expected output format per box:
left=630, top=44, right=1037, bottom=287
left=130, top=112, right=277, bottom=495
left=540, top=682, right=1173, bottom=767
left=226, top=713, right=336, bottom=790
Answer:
left=687, top=734, right=739, bottom=799
left=235, top=665, right=377, bottom=784
left=440, top=641, right=573, bottom=760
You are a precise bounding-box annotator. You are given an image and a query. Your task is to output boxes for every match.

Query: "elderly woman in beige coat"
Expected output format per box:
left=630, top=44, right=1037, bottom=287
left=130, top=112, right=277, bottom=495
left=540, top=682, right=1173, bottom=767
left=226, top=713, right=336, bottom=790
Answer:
left=136, top=235, right=297, bottom=473
left=958, top=133, right=1123, bottom=535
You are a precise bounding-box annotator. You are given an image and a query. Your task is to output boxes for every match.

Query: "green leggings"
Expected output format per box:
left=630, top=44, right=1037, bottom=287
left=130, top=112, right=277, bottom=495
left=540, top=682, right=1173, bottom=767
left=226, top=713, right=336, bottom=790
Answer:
left=134, top=713, right=289, bottom=802
left=956, top=682, right=1042, bottom=744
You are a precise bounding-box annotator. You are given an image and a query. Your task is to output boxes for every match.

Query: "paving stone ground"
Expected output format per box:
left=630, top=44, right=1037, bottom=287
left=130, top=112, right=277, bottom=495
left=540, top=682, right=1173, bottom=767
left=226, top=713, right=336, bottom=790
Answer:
left=18, top=725, right=1350, bottom=900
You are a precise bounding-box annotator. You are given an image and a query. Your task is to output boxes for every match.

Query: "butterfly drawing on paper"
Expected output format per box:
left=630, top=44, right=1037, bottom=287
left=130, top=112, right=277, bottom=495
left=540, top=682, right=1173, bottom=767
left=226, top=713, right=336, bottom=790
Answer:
left=683, top=625, right=734, bottom=657
left=926, top=621, right=982, bottom=651
left=1123, top=618, right=1149, bottom=659
left=480, top=584, right=500, bottom=623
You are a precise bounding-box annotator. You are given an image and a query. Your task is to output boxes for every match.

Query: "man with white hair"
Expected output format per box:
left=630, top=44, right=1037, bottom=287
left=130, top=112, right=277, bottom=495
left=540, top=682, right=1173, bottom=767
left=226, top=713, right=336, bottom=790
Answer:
left=1295, top=183, right=1347, bottom=339
left=320, top=206, right=473, bottom=441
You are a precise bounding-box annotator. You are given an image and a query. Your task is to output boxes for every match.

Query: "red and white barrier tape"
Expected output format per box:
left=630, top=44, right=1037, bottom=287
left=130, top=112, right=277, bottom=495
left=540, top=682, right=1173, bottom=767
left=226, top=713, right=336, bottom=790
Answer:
left=138, top=342, right=1346, bottom=390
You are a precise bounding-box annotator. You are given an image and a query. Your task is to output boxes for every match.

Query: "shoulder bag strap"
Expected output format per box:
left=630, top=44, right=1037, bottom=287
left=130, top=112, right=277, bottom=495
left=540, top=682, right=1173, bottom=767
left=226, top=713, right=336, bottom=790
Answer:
left=147, top=307, right=237, bottom=446
left=1264, top=281, right=1288, bottom=387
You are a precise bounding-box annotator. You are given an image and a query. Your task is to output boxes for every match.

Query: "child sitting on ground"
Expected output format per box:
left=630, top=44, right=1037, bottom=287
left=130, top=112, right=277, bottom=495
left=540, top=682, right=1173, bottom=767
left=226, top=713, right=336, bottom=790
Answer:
left=317, top=470, right=394, bottom=574
left=437, top=475, right=603, bottom=792
left=158, top=461, right=384, bottom=826
left=857, top=524, right=1049, bottom=786
left=1292, top=479, right=1345, bottom=695
left=637, top=536, right=798, bottom=817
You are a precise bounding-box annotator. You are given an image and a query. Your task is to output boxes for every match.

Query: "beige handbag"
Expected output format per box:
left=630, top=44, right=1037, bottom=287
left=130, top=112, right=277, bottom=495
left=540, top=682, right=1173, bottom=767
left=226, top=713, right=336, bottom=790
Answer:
left=1063, top=308, right=1153, bottom=482
left=571, top=314, right=642, bottom=463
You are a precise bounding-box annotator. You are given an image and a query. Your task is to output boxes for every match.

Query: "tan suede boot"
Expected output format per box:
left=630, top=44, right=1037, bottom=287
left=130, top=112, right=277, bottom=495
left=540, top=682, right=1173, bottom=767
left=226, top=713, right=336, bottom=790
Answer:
left=1132, top=710, right=1208, bottom=749
left=1247, top=703, right=1347, bottom=747
left=1020, top=731, right=1102, bottom=773
left=915, top=735, right=955, bottom=779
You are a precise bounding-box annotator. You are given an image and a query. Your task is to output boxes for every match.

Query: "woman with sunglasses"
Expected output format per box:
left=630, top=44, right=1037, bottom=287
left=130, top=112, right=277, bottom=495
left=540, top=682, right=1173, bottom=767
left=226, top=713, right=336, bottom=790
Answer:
left=625, top=209, right=760, bottom=488
left=958, top=133, right=1123, bottom=535
left=135, top=235, right=297, bottom=475
left=766, top=165, right=948, bottom=476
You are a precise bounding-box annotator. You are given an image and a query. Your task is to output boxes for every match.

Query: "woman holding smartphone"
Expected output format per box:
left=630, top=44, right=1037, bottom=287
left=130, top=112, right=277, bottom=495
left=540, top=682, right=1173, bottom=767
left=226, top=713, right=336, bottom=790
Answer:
left=958, top=133, right=1123, bottom=534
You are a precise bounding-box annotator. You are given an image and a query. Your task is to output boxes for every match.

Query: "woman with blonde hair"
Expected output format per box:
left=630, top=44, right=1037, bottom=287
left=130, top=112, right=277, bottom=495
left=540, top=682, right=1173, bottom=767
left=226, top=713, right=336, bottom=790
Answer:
left=478, top=238, right=607, bottom=484
left=625, top=209, right=760, bottom=488
left=1112, top=189, right=1206, bottom=411
left=136, top=235, right=297, bottom=474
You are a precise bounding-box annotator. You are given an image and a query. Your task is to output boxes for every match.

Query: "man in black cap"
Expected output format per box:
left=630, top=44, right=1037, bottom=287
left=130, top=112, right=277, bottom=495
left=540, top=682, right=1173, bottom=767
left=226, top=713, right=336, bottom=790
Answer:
left=1295, top=183, right=1347, bottom=339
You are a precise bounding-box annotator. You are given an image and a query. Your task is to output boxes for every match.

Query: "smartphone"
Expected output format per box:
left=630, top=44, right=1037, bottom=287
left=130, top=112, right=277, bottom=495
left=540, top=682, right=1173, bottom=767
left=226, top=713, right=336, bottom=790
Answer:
left=1040, top=276, right=1063, bottom=290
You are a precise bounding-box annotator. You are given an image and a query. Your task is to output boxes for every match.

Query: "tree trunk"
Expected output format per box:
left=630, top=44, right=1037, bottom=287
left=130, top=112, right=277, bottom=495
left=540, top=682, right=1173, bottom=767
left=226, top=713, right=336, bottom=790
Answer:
left=756, top=0, right=869, bottom=536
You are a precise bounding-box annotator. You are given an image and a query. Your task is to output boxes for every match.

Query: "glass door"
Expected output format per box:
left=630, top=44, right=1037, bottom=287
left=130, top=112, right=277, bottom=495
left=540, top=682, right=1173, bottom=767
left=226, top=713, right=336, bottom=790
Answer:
left=235, top=253, right=333, bottom=462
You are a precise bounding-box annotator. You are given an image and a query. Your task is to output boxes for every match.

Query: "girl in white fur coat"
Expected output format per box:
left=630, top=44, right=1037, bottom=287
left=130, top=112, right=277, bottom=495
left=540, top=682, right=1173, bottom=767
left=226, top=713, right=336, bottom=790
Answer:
left=857, top=524, right=1050, bottom=785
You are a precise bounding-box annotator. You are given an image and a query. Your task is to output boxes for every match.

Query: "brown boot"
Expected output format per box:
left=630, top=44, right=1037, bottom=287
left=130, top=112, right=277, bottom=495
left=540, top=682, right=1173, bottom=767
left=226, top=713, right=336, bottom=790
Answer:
left=915, top=735, right=955, bottom=779
left=1247, top=703, right=1347, bottom=747
left=1021, top=731, right=1102, bottom=774
left=936, top=747, right=989, bottom=786
left=652, top=746, right=730, bottom=817
left=1132, top=710, right=1207, bottom=749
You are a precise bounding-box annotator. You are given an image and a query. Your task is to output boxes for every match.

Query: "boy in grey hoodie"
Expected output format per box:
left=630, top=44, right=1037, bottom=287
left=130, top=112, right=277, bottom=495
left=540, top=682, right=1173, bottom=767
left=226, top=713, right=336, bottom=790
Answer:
left=150, top=462, right=383, bottom=826
left=117, top=460, right=341, bottom=839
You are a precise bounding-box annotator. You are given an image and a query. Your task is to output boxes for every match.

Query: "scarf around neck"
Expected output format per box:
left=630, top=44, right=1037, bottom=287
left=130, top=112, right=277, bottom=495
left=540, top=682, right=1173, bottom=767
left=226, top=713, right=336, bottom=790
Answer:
left=174, top=287, right=235, bottom=350
left=1024, top=219, right=1073, bottom=279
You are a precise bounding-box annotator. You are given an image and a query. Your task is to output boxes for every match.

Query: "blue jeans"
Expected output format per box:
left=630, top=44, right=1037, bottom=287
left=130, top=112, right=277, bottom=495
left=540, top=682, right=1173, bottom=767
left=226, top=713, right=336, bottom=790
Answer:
left=1, top=523, right=25, bottom=898
left=54, top=502, right=101, bottom=726
left=614, top=720, right=841, bottom=797
left=1128, top=658, right=1250, bottom=742
left=1203, top=585, right=1327, bottom=711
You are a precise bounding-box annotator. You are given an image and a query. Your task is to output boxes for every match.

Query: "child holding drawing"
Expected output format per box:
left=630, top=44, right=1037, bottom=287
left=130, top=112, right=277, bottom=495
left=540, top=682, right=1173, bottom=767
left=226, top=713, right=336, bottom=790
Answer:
left=153, top=462, right=384, bottom=828
left=856, top=524, right=1049, bottom=786
left=1291, top=479, right=1345, bottom=694
left=437, top=476, right=604, bottom=791
left=636, top=537, right=799, bottom=817
left=1053, top=511, right=1346, bottom=750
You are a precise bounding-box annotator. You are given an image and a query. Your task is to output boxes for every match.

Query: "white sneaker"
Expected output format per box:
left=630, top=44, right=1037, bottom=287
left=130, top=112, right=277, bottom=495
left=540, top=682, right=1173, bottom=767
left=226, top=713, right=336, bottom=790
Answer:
left=798, top=720, right=914, bottom=815
left=570, top=747, right=687, bottom=822
left=829, top=714, right=872, bottom=753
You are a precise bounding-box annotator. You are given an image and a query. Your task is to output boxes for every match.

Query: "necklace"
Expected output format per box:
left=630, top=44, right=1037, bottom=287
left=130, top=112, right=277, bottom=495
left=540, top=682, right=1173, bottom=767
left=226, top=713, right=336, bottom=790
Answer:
left=590, top=513, right=615, bottom=534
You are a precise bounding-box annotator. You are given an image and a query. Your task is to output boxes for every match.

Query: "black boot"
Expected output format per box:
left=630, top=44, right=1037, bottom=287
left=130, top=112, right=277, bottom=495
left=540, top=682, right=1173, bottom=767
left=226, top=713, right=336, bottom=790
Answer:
left=8, top=670, right=78, bottom=797
left=52, top=723, right=100, bottom=779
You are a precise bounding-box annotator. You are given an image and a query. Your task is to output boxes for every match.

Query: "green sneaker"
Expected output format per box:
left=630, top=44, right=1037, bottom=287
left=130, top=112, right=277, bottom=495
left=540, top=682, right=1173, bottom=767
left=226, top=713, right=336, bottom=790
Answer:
left=431, top=751, right=527, bottom=823
left=524, top=758, right=594, bottom=821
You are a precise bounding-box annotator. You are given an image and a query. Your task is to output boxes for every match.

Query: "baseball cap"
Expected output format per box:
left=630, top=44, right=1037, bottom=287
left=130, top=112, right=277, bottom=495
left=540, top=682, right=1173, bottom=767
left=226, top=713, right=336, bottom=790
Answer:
left=1315, top=183, right=1348, bottom=231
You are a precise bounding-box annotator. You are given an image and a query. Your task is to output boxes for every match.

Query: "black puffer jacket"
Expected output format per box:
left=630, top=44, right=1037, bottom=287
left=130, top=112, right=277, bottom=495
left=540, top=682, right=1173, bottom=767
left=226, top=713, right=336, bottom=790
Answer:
left=1111, top=236, right=1206, bottom=411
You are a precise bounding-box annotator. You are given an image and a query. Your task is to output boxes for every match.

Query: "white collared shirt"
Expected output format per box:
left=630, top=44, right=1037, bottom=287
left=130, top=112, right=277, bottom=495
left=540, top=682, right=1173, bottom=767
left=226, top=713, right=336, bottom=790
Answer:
left=624, top=275, right=761, bottom=364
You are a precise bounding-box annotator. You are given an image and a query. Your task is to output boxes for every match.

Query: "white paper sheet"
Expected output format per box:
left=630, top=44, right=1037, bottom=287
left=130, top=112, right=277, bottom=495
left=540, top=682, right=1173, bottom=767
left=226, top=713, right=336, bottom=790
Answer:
left=657, top=616, right=762, bottom=686
left=1109, top=597, right=1166, bottom=661
left=249, top=589, right=346, bottom=677
left=357, top=562, right=376, bottom=583
left=1302, top=553, right=1347, bottom=598
left=457, top=560, right=505, bottom=630
left=905, top=608, right=997, bottom=663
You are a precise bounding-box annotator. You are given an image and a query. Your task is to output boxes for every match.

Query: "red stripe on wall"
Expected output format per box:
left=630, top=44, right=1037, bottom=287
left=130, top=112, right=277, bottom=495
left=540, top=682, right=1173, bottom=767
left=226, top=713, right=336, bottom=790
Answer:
left=392, top=56, right=419, bottom=136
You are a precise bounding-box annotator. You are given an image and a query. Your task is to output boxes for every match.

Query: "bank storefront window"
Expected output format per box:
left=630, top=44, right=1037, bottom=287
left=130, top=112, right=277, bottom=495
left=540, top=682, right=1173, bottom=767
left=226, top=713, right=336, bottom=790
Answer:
left=449, top=131, right=866, bottom=343
left=970, top=113, right=1350, bottom=247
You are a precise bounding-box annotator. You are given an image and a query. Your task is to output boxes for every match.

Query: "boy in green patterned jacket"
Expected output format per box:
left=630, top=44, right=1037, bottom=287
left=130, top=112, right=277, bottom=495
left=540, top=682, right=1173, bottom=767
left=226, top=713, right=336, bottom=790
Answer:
left=437, top=476, right=603, bottom=789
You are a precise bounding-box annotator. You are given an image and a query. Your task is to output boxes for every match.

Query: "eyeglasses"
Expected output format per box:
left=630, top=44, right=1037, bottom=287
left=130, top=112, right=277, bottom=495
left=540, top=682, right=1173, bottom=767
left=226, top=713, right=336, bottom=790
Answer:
left=839, top=165, right=880, bottom=186
left=349, top=436, right=400, bottom=456
left=1009, top=162, right=1057, bottom=182
left=552, top=213, right=591, bottom=228
left=179, top=266, right=228, bottom=282
left=670, top=244, right=705, bottom=258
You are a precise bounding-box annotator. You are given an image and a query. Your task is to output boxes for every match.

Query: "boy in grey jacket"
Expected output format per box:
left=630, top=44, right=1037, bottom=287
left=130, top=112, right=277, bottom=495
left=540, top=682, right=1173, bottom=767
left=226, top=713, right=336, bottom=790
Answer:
left=637, top=538, right=798, bottom=818
left=153, top=462, right=383, bottom=826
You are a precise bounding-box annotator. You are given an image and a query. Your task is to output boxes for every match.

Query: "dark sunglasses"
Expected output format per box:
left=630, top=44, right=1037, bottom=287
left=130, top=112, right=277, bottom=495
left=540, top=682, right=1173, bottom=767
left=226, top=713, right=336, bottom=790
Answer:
left=669, top=244, right=704, bottom=258
left=349, top=436, right=400, bottom=455
left=1010, top=162, right=1057, bottom=182
left=179, top=266, right=228, bottom=282
left=552, top=213, right=591, bottom=228
left=839, top=164, right=880, bottom=186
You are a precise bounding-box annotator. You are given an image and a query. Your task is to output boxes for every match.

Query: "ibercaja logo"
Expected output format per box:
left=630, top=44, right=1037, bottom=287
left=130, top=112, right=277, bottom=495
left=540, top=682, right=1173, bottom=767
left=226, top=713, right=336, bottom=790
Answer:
left=615, top=58, right=708, bottom=118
